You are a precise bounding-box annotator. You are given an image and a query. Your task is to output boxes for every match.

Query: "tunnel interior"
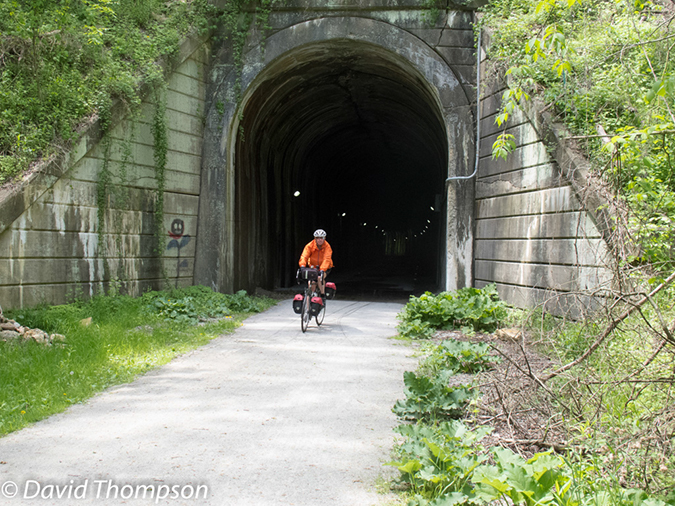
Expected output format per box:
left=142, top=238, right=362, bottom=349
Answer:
left=234, top=40, right=449, bottom=299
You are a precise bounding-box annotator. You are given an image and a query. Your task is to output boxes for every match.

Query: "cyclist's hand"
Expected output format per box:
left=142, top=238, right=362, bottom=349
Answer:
left=320, top=270, right=325, bottom=277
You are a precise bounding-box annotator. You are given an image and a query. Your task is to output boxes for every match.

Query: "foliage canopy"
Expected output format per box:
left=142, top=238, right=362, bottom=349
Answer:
left=481, top=0, right=675, bottom=275
left=0, top=0, right=215, bottom=184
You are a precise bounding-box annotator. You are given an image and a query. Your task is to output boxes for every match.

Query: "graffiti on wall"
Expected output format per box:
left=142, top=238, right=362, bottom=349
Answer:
left=167, top=219, right=191, bottom=287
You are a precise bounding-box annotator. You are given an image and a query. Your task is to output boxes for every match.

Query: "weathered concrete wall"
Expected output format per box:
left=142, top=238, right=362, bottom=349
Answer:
left=0, top=39, right=209, bottom=309
left=474, top=40, right=613, bottom=313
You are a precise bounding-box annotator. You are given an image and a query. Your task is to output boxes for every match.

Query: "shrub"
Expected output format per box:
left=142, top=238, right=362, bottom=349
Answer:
left=421, top=340, right=501, bottom=376
left=392, top=370, right=477, bottom=423
left=397, top=285, right=508, bottom=339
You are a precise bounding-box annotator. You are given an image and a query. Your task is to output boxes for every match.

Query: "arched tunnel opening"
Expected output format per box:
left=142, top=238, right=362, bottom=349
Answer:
left=233, top=40, right=449, bottom=299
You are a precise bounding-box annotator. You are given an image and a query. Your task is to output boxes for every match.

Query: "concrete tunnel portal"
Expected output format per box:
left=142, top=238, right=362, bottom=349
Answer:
left=232, top=40, right=450, bottom=298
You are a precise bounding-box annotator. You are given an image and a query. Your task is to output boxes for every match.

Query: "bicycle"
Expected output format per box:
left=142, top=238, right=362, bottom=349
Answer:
left=296, top=267, right=326, bottom=333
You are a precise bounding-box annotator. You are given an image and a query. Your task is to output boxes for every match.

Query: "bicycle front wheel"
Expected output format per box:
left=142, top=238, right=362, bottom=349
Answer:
left=300, top=292, right=311, bottom=333
left=316, top=299, right=325, bottom=326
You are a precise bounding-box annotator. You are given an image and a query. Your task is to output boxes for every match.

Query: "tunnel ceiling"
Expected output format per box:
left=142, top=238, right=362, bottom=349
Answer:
left=238, top=39, right=447, bottom=230
left=234, top=39, right=450, bottom=289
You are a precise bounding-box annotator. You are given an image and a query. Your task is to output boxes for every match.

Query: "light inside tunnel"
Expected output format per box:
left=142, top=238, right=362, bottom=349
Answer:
left=233, top=40, right=449, bottom=297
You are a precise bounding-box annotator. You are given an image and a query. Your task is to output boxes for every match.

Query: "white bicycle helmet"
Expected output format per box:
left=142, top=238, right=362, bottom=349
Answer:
left=313, top=229, right=327, bottom=238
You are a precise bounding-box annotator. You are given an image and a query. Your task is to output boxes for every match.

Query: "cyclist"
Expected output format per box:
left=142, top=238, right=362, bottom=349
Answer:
left=299, top=229, right=333, bottom=300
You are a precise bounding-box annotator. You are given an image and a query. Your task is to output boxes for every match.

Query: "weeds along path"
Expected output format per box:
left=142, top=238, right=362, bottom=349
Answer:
left=0, top=300, right=415, bottom=506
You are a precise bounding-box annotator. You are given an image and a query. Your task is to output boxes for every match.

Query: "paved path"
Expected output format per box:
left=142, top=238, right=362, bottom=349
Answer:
left=0, top=300, right=415, bottom=505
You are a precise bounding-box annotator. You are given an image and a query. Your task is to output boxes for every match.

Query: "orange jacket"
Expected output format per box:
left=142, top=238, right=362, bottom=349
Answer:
left=299, top=239, right=333, bottom=271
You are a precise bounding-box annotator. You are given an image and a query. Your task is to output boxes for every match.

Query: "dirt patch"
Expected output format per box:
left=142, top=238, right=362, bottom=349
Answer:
left=434, top=330, right=568, bottom=458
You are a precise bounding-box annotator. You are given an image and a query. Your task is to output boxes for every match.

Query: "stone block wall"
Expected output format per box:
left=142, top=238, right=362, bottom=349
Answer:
left=263, top=5, right=477, bottom=98
left=0, top=40, right=209, bottom=310
left=474, top=58, right=613, bottom=313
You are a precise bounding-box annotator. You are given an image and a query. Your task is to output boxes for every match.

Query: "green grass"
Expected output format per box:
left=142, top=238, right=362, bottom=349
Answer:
left=0, top=286, right=276, bottom=436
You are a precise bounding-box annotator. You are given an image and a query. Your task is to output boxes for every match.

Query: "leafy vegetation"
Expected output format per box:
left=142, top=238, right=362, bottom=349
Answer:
left=393, top=370, right=477, bottom=423
left=396, top=285, right=508, bottom=339
left=388, top=420, right=491, bottom=503
left=420, top=340, right=501, bottom=376
left=0, top=286, right=275, bottom=436
left=480, top=0, right=675, bottom=273
left=386, top=291, right=674, bottom=505
left=521, top=288, right=675, bottom=497
left=0, top=0, right=218, bottom=185
left=391, top=420, right=674, bottom=506
left=145, top=285, right=272, bottom=324
left=0, top=0, right=286, bottom=186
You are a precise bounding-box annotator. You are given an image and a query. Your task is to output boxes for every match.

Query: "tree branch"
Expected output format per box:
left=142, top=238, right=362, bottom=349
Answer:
left=563, top=130, right=675, bottom=141
left=541, top=270, right=675, bottom=382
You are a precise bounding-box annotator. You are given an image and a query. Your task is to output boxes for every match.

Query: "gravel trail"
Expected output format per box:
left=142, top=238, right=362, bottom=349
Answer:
left=0, top=300, right=415, bottom=506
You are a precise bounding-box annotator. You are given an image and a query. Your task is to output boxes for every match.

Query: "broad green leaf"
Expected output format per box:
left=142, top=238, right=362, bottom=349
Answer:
left=473, top=465, right=507, bottom=488
left=418, top=466, right=443, bottom=483
left=493, top=447, right=525, bottom=468
left=640, top=499, right=668, bottom=506
left=430, top=492, right=471, bottom=505
left=503, top=465, right=537, bottom=497
left=396, top=459, right=423, bottom=474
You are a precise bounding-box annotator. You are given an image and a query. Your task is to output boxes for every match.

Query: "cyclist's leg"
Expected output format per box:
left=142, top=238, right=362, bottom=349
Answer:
left=301, top=282, right=311, bottom=332
left=319, top=269, right=331, bottom=297
left=318, top=274, right=325, bottom=297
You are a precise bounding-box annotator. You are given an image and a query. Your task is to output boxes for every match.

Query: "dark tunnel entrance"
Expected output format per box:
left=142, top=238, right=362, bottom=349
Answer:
left=233, top=40, right=448, bottom=299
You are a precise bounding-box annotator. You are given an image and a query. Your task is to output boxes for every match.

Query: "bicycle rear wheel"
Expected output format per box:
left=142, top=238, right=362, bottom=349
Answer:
left=300, top=291, right=311, bottom=332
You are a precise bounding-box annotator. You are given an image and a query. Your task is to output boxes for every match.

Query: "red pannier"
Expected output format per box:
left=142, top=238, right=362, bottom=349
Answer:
left=325, top=282, right=337, bottom=299
left=292, top=294, right=304, bottom=314
left=310, top=296, right=324, bottom=316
